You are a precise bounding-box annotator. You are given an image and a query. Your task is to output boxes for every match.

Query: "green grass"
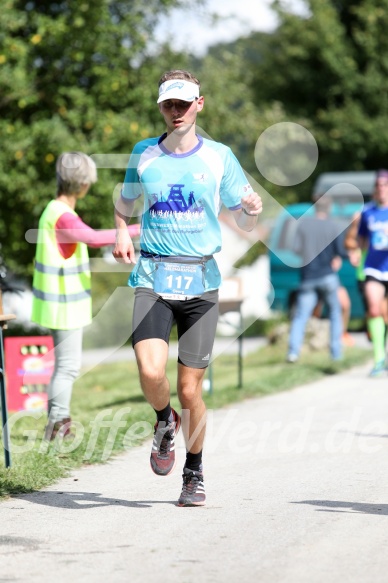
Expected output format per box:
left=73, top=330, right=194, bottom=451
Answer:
left=0, top=342, right=372, bottom=498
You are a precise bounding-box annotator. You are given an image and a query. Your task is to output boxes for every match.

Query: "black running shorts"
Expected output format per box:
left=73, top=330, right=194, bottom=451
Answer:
left=131, top=287, right=219, bottom=369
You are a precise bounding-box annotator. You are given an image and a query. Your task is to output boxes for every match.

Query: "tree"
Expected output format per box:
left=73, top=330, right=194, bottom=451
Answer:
left=197, top=34, right=309, bottom=207
left=0, top=0, right=192, bottom=275
left=249, top=0, right=388, bottom=175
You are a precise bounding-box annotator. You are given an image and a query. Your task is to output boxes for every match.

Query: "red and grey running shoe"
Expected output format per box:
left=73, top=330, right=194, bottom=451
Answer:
left=150, top=409, right=181, bottom=476
left=177, top=467, right=206, bottom=507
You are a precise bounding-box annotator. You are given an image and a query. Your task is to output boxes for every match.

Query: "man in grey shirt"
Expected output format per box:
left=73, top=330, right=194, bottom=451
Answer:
left=287, top=196, right=348, bottom=362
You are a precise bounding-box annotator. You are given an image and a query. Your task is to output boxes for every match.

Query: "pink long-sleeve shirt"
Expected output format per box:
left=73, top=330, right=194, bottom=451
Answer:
left=55, top=213, right=140, bottom=259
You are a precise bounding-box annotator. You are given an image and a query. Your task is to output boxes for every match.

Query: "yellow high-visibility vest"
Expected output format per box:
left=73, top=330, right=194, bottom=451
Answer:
left=31, top=199, right=92, bottom=329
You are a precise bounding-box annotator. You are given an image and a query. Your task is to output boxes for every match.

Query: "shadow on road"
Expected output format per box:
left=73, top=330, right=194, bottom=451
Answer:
left=17, top=491, right=177, bottom=509
left=292, top=500, right=388, bottom=515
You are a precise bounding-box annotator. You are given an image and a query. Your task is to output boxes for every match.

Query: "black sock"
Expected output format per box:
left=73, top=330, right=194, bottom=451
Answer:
left=185, top=451, right=203, bottom=472
left=154, top=403, right=172, bottom=425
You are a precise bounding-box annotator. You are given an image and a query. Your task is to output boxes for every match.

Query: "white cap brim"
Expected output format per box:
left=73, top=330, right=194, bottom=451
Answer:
left=157, top=79, right=199, bottom=104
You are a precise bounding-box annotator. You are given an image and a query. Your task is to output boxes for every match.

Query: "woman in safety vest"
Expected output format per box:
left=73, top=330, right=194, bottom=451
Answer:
left=31, top=152, right=139, bottom=441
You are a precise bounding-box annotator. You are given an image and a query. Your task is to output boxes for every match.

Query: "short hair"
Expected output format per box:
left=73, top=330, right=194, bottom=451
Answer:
left=158, top=70, right=200, bottom=90
left=314, top=194, right=331, bottom=214
left=376, top=169, right=388, bottom=182
left=56, top=152, right=97, bottom=195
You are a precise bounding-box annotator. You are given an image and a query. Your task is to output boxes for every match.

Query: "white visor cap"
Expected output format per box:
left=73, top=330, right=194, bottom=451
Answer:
left=157, top=79, right=200, bottom=104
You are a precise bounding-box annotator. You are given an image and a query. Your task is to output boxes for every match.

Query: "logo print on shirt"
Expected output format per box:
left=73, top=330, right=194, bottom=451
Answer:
left=148, top=184, right=206, bottom=233
left=193, top=173, right=208, bottom=184
left=149, top=184, right=204, bottom=214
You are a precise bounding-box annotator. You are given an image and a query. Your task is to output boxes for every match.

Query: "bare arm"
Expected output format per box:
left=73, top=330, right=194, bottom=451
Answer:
left=112, top=197, right=137, bottom=264
left=232, top=192, right=263, bottom=232
left=344, top=214, right=360, bottom=250
left=352, top=211, right=369, bottom=252
left=357, top=234, right=368, bottom=252
left=344, top=212, right=367, bottom=267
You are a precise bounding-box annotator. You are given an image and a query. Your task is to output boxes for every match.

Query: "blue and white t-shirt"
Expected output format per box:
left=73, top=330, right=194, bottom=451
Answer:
left=358, top=203, right=388, bottom=279
left=121, top=134, right=253, bottom=291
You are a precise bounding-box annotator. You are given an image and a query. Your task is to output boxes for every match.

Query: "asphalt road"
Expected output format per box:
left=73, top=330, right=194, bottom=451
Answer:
left=1, top=348, right=388, bottom=583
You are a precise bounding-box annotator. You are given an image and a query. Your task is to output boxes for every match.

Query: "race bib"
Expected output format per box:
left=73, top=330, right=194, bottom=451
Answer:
left=153, top=261, right=205, bottom=300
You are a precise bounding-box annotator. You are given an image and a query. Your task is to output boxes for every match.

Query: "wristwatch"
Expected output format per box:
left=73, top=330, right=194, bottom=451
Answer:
left=242, top=208, right=254, bottom=216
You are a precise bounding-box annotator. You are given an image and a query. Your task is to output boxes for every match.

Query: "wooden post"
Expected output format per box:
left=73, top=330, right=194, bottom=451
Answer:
left=0, top=289, right=16, bottom=468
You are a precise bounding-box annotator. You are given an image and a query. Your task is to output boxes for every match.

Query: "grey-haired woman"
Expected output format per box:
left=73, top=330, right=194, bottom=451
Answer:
left=31, top=152, right=139, bottom=440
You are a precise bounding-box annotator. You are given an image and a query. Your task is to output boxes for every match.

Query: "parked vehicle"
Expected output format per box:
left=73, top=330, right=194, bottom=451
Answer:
left=268, top=171, right=376, bottom=320
left=0, top=249, right=32, bottom=328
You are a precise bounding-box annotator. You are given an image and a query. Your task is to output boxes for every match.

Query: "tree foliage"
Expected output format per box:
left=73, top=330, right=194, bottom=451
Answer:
left=0, top=0, right=191, bottom=275
left=3, top=0, right=388, bottom=280
left=198, top=33, right=313, bottom=205
left=250, top=0, right=388, bottom=174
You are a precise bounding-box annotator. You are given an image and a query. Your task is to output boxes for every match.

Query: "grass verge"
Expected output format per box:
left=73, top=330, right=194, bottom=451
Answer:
left=0, top=342, right=372, bottom=499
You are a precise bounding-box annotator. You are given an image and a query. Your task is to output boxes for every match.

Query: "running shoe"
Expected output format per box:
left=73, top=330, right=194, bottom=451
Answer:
left=150, top=409, right=181, bottom=476
left=177, top=467, right=206, bottom=507
left=369, top=360, right=386, bottom=378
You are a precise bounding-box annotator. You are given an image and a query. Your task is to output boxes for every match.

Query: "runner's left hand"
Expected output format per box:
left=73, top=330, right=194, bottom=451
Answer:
left=241, top=192, right=263, bottom=216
